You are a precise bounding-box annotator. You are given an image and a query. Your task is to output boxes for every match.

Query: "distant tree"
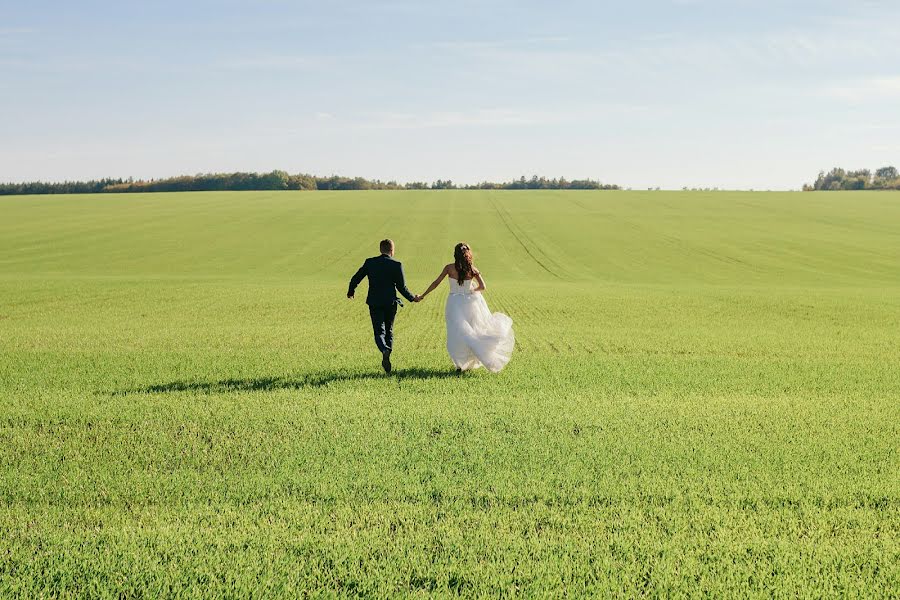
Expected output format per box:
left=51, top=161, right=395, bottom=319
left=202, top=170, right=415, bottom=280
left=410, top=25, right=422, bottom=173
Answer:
left=288, top=174, right=317, bottom=190
left=843, top=169, right=871, bottom=190
left=430, top=180, right=456, bottom=189
left=0, top=172, right=621, bottom=195
left=261, top=170, right=290, bottom=190
left=804, top=166, right=900, bottom=191
left=873, top=166, right=900, bottom=189
left=875, top=166, right=899, bottom=180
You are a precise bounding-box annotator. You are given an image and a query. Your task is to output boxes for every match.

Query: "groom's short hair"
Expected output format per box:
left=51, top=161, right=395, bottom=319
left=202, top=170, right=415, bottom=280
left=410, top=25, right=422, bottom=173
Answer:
left=380, top=239, right=394, bottom=254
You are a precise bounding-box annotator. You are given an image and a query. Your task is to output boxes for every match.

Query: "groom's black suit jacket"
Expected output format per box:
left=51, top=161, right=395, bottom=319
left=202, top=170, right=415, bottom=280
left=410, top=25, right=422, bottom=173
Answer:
left=348, top=254, right=416, bottom=307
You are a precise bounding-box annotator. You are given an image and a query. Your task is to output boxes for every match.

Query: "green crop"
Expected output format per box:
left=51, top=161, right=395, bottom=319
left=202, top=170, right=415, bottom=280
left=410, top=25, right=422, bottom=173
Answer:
left=1, top=190, right=897, bottom=597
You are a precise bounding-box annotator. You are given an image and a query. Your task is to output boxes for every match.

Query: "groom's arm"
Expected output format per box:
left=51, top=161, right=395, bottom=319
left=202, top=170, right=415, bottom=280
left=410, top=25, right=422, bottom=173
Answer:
left=395, top=263, right=416, bottom=302
left=347, top=261, right=368, bottom=298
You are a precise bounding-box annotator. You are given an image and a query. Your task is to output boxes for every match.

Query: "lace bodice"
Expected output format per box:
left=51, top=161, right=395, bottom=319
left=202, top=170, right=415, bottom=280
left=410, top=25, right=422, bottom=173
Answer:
left=448, top=278, right=476, bottom=295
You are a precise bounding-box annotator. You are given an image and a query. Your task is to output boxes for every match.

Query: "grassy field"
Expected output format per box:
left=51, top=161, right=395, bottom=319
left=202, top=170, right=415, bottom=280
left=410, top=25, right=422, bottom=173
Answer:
left=0, top=190, right=898, bottom=597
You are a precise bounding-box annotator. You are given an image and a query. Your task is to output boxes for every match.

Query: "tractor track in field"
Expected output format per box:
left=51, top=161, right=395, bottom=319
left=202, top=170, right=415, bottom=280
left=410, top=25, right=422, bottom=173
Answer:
left=488, top=197, right=563, bottom=280
left=656, top=230, right=763, bottom=272
left=568, top=196, right=594, bottom=212
left=613, top=214, right=765, bottom=273
left=311, top=216, right=396, bottom=277
left=495, top=289, right=553, bottom=354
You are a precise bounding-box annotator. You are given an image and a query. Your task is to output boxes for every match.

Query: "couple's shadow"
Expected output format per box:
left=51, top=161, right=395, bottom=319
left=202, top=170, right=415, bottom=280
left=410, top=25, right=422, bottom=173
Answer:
left=119, top=367, right=461, bottom=395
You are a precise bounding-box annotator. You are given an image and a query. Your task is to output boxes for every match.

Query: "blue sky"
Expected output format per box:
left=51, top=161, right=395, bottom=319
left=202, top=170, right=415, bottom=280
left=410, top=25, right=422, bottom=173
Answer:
left=2, top=0, right=899, bottom=189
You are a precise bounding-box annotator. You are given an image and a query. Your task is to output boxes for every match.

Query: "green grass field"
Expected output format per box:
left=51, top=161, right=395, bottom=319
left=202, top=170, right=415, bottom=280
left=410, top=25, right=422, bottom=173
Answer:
left=1, top=190, right=898, bottom=597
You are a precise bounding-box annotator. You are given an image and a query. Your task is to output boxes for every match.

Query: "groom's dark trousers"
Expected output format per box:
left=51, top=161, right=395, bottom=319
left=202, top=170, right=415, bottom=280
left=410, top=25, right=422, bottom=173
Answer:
left=348, top=254, right=416, bottom=353
left=368, top=304, right=397, bottom=354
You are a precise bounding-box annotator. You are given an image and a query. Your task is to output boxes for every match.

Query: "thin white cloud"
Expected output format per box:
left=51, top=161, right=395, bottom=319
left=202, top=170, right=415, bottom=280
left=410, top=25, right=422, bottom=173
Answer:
left=826, top=76, right=900, bottom=102
left=356, top=105, right=649, bottom=130
left=264, top=105, right=650, bottom=135
left=871, top=143, right=900, bottom=153
left=220, top=55, right=321, bottom=70
left=0, top=55, right=180, bottom=73
left=366, top=109, right=560, bottom=129
left=0, top=27, right=36, bottom=35
left=427, top=36, right=570, bottom=51
left=434, top=23, right=899, bottom=78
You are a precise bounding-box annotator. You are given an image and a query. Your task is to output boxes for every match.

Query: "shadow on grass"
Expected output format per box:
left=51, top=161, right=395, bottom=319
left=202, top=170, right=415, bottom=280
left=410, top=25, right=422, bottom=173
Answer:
left=114, top=367, right=463, bottom=395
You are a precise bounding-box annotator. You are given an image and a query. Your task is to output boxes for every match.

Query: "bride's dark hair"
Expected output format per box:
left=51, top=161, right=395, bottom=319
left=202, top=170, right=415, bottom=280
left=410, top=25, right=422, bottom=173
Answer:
left=454, top=242, right=475, bottom=284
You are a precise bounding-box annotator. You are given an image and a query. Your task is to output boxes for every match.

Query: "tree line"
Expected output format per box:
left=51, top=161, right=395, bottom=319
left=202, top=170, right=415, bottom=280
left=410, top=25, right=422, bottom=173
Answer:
left=0, top=172, right=619, bottom=196
left=804, top=166, right=900, bottom=191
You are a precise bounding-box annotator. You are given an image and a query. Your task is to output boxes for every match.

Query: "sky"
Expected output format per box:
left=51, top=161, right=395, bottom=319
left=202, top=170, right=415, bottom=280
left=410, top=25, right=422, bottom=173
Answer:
left=2, top=0, right=899, bottom=190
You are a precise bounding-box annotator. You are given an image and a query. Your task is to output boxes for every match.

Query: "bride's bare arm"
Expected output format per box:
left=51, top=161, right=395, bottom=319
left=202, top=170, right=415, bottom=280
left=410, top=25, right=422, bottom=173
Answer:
left=473, top=271, right=486, bottom=292
left=420, top=265, right=450, bottom=298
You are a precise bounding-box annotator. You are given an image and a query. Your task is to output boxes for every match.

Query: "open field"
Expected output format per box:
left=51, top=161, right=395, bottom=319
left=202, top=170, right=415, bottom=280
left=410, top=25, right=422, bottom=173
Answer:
left=1, top=190, right=898, bottom=597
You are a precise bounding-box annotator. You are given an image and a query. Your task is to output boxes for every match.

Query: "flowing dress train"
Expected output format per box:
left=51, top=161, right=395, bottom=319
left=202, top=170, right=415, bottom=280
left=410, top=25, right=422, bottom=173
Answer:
left=444, top=278, right=514, bottom=372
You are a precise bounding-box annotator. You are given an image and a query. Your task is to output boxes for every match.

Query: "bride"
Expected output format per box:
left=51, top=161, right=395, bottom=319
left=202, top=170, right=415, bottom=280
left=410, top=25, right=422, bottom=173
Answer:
left=418, top=243, right=514, bottom=373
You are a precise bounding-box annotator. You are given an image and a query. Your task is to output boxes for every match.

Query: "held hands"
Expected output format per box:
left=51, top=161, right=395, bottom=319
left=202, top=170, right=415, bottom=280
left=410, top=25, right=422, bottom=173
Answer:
left=348, top=291, right=424, bottom=301
left=349, top=293, right=422, bottom=301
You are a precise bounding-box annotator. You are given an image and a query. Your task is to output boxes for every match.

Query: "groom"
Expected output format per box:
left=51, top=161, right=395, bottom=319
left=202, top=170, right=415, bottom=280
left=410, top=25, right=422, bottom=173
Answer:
left=347, top=239, right=419, bottom=373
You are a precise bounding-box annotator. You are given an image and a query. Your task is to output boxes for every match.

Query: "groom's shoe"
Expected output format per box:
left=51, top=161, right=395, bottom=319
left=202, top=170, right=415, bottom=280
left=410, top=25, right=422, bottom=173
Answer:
left=382, top=349, right=392, bottom=374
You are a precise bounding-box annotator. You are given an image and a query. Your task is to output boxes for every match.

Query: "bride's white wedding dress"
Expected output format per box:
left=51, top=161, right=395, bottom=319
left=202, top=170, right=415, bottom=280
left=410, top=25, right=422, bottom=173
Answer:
left=445, top=278, right=514, bottom=372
